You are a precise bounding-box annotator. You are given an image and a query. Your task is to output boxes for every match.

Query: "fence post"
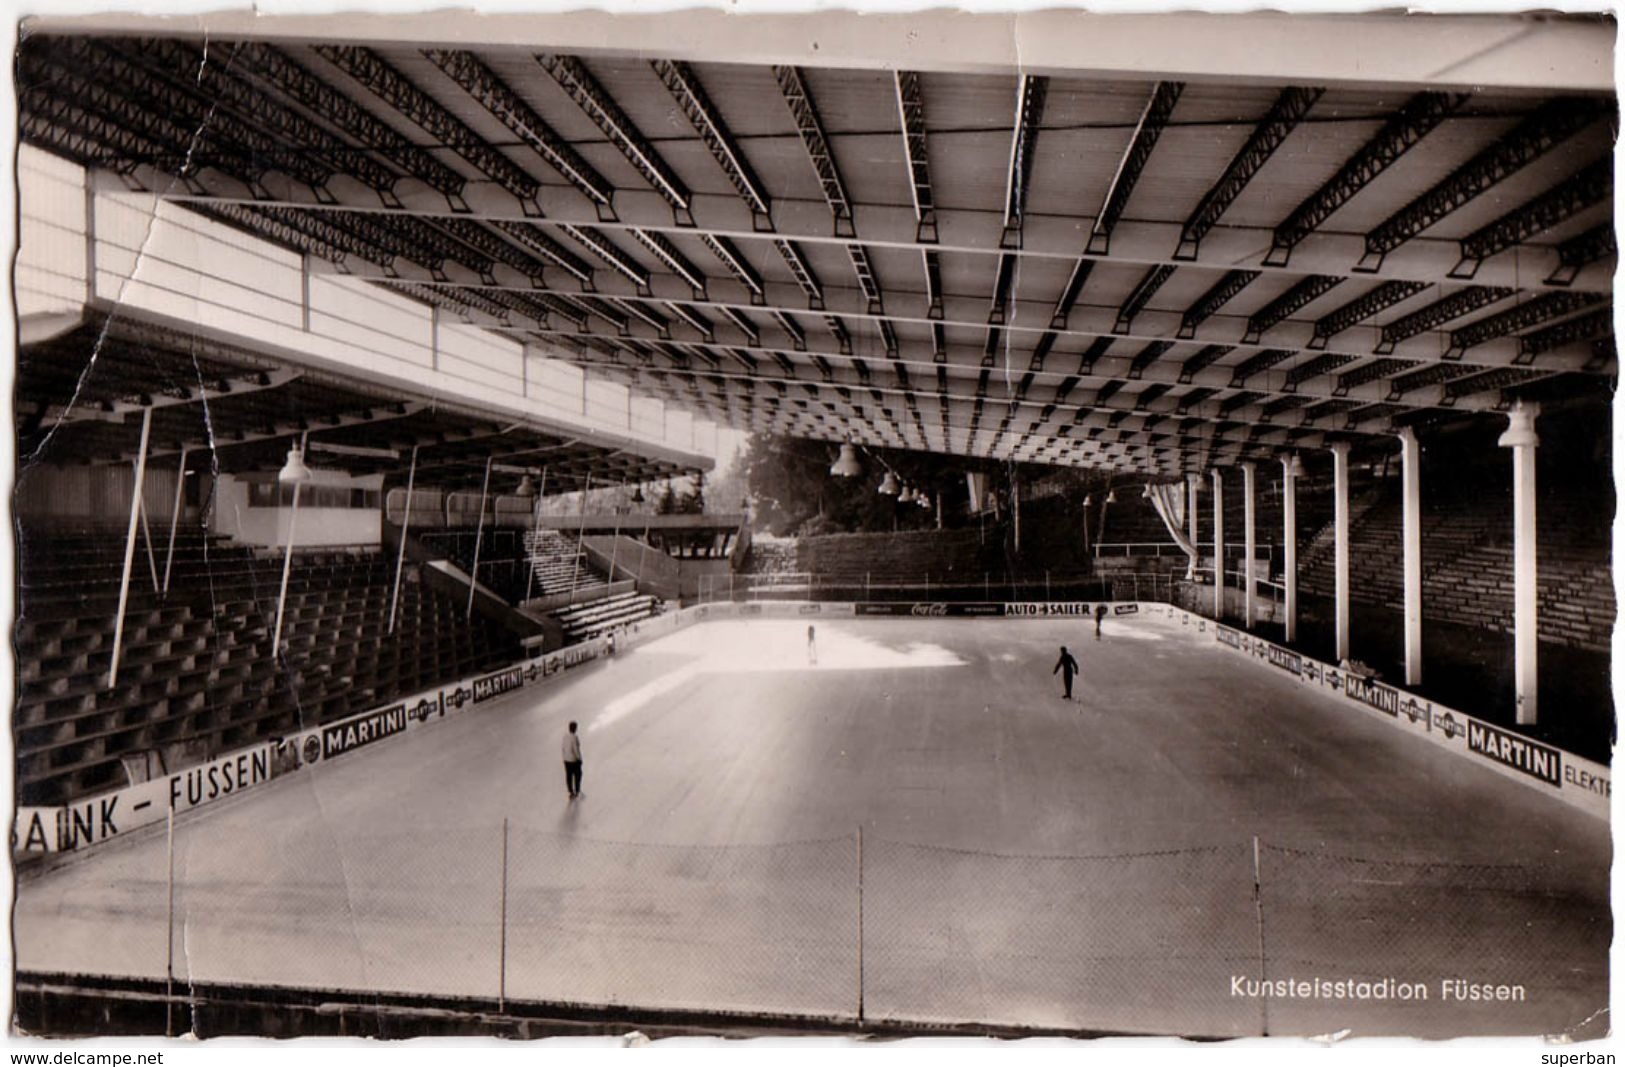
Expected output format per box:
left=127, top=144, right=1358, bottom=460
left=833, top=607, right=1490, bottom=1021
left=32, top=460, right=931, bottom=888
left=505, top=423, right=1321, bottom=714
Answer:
left=165, top=806, right=176, bottom=1038
left=1045, top=570, right=1051, bottom=601
left=856, top=824, right=865, bottom=1026
left=499, top=817, right=510, bottom=1013
left=1252, top=834, right=1269, bottom=1037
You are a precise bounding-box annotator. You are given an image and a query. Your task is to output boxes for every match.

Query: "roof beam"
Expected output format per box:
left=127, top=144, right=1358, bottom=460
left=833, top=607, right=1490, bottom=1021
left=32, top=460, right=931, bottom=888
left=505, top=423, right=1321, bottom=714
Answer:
left=1179, top=270, right=1260, bottom=339
left=314, top=44, right=540, bottom=213
left=536, top=53, right=693, bottom=224
left=1177, top=85, right=1322, bottom=260
left=115, top=37, right=405, bottom=205
left=1003, top=73, right=1048, bottom=248
left=235, top=44, right=468, bottom=205
left=488, top=221, right=596, bottom=289
left=592, top=350, right=1341, bottom=452
left=425, top=48, right=616, bottom=218
left=141, top=401, right=427, bottom=461
left=158, top=176, right=1611, bottom=292
left=288, top=237, right=1606, bottom=371
left=1451, top=157, right=1611, bottom=280
left=1087, top=80, right=1184, bottom=255
left=558, top=224, right=651, bottom=294
left=522, top=319, right=1512, bottom=415
left=1358, top=98, right=1606, bottom=271
left=1266, top=90, right=1467, bottom=266
left=1115, top=264, right=1177, bottom=334
left=1548, top=223, right=1616, bottom=287
left=1375, top=286, right=1514, bottom=353
left=1242, top=275, right=1345, bottom=343
left=654, top=59, right=772, bottom=230
left=1310, top=280, right=1430, bottom=349
left=894, top=70, right=938, bottom=244
left=21, top=43, right=331, bottom=200
left=1447, top=291, right=1609, bottom=358
left=774, top=65, right=855, bottom=238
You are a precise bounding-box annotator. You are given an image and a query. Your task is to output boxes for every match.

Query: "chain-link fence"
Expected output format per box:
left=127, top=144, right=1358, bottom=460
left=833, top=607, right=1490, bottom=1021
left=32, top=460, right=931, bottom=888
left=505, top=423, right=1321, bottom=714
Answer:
left=43, top=818, right=1604, bottom=1038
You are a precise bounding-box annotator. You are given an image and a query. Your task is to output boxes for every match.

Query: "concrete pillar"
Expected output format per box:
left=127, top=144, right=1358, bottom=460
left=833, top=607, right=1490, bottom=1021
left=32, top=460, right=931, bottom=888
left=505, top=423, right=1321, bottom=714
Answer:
left=1186, top=472, right=1200, bottom=580
left=1211, top=469, right=1225, bottom=619
left=1398, top=428, right=1423, bottom=687
left=1280, top=454, right=1300, bottom=643
left=1330, top=442, right=1351, bottom=663
left=1241, top=462, right=1256, bottom=629
left=1498, top=403, right=1540, bottom=724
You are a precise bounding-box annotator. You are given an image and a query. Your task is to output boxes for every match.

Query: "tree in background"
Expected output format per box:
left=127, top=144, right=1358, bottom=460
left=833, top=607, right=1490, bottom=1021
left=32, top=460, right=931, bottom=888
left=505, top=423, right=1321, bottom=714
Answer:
left=677, top=472, right=706, bottom=514
left=738, top=434, right=975, bottom=537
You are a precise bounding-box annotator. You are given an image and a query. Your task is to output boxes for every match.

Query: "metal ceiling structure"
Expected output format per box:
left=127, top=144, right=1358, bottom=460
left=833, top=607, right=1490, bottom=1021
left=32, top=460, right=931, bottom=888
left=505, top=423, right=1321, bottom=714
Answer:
left=17, top=316, right=697, bottom=494
left=15, top=14, right=1618, bottom=480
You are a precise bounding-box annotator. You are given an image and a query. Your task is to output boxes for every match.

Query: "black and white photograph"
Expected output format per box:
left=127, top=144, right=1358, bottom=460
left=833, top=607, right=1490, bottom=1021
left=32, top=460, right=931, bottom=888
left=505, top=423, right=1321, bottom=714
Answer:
left=5, top=2, right=1617, bottom=1052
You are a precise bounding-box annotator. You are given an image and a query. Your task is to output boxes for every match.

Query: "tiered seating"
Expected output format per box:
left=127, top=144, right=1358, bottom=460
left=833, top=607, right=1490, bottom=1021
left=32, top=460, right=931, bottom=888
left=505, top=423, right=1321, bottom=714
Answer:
left=795, top=528, right=992, bottom=585
left=1096, top=494, right=1176, bottom=547
left=1294, top=476, right=1613, bottom=652
left=520, top=528, right=661, bottom=640
left=743, top=538, right=799, bottom=576
left=551, top=590, right=665, bottom=643
left=15, top=525, right=522, bottom=806
left=522, top=529, right=612, bottom=599
left=418, top=528, right=533, bottom=603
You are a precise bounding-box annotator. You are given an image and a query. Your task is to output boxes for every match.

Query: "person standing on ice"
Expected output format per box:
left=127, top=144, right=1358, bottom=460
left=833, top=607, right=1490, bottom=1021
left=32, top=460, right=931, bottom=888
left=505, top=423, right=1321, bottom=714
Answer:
left=562, top=721, right=584, bottom=800
left=1094, top=604, right=1107, bottom=641
left=1053, top=646, right=1080, bottom=700
left=807, top=624, right=818, bottom=666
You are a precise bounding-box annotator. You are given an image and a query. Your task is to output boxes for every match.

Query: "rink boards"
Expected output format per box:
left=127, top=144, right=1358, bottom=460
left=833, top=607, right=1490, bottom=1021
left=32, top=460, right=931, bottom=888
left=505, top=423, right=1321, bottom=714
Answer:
left=13, top=599, right=1609, bottom=856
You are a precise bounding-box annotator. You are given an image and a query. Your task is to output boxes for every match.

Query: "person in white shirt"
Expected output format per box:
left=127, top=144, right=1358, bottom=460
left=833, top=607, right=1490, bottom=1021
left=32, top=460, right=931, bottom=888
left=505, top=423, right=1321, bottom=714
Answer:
left=562, top=721, right=584, bottom=799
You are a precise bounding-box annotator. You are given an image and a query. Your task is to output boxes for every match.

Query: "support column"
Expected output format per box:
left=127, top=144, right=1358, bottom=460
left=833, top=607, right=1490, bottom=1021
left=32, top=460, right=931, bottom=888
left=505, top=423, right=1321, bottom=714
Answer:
left=271, top=443, right=310, bottom=662
left=1498, top=403, right=1541, bottom=724
left=1398, top=428, right=1424, bottom=687
left=1242, top=462, right=1256, bottom=629
left=107, top=406, right=153, bottom=689
left=569, top=472, right=594, bottom=596
left=1211, top=469, right=1225, bottom=619
left=1186, top=472, right=1200, bottom=580
left=162, top=447, right=187, bottom=595
left=1012, top=477, right=1022, bottom=554
left=1280, top=455, right=1300, bottom=644
left=1330, top=442, right=1351, bottom=663
left=524, top=468, right=549, bottom=603
left=467, top=456, right=493, bottom=619
left=390, top=445, right=419, bottom=635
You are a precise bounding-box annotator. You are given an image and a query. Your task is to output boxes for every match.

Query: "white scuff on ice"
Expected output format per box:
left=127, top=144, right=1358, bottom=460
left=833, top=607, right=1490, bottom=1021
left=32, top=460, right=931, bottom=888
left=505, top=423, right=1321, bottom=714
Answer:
left=588, top=620, right=965, bottom=733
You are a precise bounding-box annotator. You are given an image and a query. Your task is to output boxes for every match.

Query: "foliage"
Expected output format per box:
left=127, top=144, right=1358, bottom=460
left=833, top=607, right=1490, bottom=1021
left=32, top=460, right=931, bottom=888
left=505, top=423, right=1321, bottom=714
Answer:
left=737, top=434, right=975, bottom=537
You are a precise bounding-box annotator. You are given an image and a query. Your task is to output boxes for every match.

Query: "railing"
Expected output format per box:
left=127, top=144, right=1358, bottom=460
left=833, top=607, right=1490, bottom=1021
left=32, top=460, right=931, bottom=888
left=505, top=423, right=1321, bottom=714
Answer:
left=21, top=816, right=1599, bottom=1039
left=700, top=571, right=1110, bottom=605
left=1094, top=541, right=1277, bottom=566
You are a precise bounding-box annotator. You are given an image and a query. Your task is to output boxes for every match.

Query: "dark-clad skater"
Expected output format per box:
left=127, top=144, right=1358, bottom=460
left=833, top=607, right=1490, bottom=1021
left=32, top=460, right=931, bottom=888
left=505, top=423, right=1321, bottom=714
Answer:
left=1094, top=604, right=1108, bottom=640
left=562, top=721, right=584, bottom=799
left=1053, top=646, right=1080, bottom=700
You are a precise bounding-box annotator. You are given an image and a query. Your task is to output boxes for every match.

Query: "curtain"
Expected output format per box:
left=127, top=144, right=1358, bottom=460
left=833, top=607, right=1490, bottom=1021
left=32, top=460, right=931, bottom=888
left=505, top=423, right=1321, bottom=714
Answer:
left=1146, top=482, right=1198, bottom=573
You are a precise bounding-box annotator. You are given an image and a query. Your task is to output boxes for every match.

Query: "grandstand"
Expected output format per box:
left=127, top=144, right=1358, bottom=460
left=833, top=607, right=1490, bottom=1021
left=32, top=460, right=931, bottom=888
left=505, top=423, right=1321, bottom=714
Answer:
left=9, top=9, right=1615, bottom=1042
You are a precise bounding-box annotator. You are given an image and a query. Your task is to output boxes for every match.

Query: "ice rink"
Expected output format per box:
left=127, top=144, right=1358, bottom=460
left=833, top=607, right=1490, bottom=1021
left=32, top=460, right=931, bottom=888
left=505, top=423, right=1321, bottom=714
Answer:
left=14, top=612, right=1610, bottom=1038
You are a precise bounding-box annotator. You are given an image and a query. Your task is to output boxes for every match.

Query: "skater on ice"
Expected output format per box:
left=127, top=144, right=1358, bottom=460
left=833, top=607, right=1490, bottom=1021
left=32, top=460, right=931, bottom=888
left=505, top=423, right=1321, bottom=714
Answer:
left=562, top=720, right=584, bottom=799
left=1053, top=646, right=1080, bottom=700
